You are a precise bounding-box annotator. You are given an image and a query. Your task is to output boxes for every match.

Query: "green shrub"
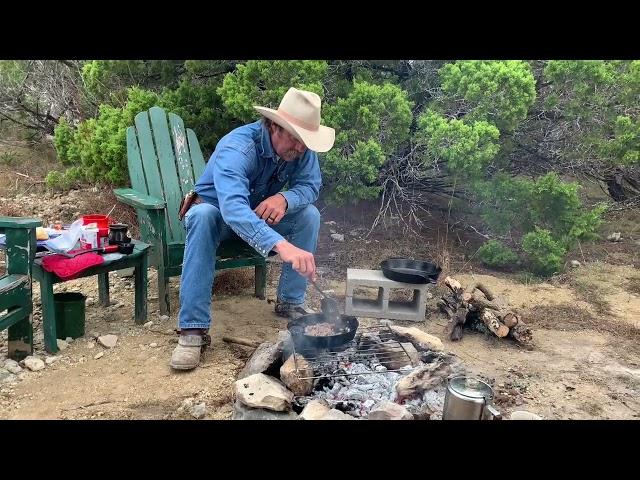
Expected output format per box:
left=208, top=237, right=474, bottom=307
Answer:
left=521, top=228, right=566, bottom=276
left=477, top=240, right=519, bottom=268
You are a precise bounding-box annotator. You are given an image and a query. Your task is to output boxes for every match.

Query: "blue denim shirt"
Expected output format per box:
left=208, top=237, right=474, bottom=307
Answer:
left=194, top=120, right=322, bottom=257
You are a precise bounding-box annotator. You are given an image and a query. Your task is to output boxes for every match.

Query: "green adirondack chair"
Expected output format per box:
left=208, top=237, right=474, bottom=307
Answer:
left=0, top=216, right=41, bottom=360
left=114, top=106, right=267, bottom=315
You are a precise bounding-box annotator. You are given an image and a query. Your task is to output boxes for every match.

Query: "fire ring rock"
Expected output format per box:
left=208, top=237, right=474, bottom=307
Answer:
left=280, top=354, right=314, bottom=396
left=367, top=401, right=414, bottom=420
left=234, top=373, right=294, bottom=412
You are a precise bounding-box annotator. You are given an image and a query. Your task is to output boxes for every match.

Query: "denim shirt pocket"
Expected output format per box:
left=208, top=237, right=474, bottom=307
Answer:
left=249, top=181, right=269, bottom=207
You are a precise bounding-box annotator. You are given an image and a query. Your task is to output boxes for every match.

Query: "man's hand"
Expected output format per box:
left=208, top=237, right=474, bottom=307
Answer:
left=254, top=194, right=287, bottom=225
left=273, top=240, right=316, bottom=281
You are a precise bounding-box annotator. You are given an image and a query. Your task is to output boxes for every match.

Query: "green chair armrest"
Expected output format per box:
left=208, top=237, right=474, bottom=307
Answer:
left=113, top=188, right=166, bottom=210
left=0, top=217, right=41, bottom=229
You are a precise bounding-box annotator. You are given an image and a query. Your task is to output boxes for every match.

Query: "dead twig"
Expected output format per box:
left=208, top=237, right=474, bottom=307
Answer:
left=60, top=399, right=118, bottom=411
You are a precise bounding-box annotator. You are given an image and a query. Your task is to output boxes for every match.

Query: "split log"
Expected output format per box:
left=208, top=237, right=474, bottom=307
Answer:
left=449, top=310, right=467, bottom=341
left=467, top=293, right=519, bottom=326
left=480, top=310, right=509, bottom=337
left=508, top=321, right=532, bottom=343
left=444, top=276, right=463, bottom=294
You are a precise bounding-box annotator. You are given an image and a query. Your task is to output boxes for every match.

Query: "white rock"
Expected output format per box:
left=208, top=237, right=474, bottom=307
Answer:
left=191, top=403, right=207, bottom=419
left=87, top=342, right=95, bottom=349
left=367, top=401, right=414, bottom=420
left=510, top=410, right=542, bottom=420
left=234, top=373, right=293, bottom=412
left=144, top=321, right=154, bottom=328
left=300, top=399, right=331, bottom=420
left=65, top=337, right=73, bottom=343
left=0, top=370, right=16, bottom=384
left=94, top=352, right=104, bottom=359
left=149, top=343, right=158, bottom=348
left=607, top=232, right=622, bottom=242
left=330, top=233, right=345, bottom=242
left=45, top=356, right=59, bottom=365
left=56, top=339, right=69, bottom=351
left=280, top=354, right=314, bottom=396
left=321, top=409, right=356, bottom=420
left=570, top=260, right=581, bottom=267
left=23, top=356, right=45, bottom=371
left=158, top=315, right=170, bottom=322
left=86, top=297, right=95, bottom=306
left=177, top=397, right=194, bottom=414
left=4, top=359, right=22, bottom=374
left=97, top=335, right=118, bottom=349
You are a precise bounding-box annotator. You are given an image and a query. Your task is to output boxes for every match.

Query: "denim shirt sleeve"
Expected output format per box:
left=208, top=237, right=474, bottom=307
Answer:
left=212, top=146, right=285, bottom=257
left=280, top=151, right=322, bottom=213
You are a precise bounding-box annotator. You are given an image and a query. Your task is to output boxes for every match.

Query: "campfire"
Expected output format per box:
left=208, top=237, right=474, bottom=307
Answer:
left=230, top=322, right=465, bottom=420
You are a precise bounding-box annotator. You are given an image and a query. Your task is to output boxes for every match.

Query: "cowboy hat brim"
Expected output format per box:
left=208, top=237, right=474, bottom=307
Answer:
left=254, top=106, right=335, bottom=153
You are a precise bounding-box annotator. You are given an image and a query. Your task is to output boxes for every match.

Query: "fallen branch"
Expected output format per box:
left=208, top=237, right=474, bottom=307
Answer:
left=60, top=399, right=117, bottom=411
left=222, top=336, right=261, bottom=348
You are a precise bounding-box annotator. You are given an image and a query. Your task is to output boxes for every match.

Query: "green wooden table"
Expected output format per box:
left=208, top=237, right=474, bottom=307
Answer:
left=32, top=241, right=150, bottom=353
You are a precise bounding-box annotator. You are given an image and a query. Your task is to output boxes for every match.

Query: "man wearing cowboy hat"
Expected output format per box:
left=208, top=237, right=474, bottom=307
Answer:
left=170, top=87, right=336, bottom=371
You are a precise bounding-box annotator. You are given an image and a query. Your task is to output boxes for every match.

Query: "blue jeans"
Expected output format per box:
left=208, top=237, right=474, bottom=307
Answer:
left=178, top=203, right=321, bottom=330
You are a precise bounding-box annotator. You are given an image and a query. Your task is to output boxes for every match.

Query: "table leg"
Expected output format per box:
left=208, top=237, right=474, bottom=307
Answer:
left=134, top=251, right=148, bottom=324
left=40, top=272, right=58, bottom=354
left=98, top=272, right=110, bottom=307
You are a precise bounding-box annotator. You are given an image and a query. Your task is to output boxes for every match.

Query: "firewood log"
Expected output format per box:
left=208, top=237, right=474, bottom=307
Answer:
left=481, top=310, right=509, bottom=337
left=475, top=282, right=495, bottom=301
left=502, top=312, right=519, bottom=328
left=444, top=276, right=463, bottom=294
left=508, top=321, right=532, bottom=344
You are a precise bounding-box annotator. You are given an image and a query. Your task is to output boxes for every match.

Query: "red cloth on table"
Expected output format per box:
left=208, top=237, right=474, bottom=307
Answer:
left=41, top=250, right=105, bottom=280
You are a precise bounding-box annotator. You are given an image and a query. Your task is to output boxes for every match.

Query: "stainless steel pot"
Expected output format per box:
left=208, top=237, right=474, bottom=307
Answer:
left=442, top=375, right=502, bottom=420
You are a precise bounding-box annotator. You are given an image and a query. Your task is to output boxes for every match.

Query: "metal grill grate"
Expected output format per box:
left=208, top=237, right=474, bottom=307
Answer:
left=291, top=324, right=415, bottom=380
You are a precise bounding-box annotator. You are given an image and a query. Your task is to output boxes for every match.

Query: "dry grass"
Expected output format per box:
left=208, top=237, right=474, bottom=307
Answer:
left=625, top=276, right=640, bottom=296
left=525, top=304, right=640, bottom=340
left=570, top=278, right=613, bottom=316
left=0, top=142, right=58, bottom=195
left=212, top=268, right=257, bottom=296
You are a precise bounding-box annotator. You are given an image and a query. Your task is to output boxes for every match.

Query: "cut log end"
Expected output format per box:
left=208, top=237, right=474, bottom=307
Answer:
left=481, top=310, right=509, bottom=338
left=502, top=313, right=519, bottom=328
left=444, top=276, right=463, bottom=294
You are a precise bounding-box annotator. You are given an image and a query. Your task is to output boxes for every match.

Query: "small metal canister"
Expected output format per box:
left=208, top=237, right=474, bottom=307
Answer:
left=443, top=375, right=502, bottom=420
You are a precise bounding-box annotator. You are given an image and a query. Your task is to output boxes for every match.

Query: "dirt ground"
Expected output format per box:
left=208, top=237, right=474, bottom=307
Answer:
left=1, top=145, right=639, bottom=420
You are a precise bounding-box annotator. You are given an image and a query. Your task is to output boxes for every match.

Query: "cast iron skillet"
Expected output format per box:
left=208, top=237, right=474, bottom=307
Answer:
left=287, top=313, right=359, bottom=351
left=380, top=258, right=441, bottom=284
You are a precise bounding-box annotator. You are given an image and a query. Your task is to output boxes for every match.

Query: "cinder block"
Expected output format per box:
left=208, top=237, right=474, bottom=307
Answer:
left=344, top=269, right=432, bottom=322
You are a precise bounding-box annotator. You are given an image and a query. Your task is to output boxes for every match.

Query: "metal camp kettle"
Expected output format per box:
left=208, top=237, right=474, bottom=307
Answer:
left=442, top=375, right=502, bottom=420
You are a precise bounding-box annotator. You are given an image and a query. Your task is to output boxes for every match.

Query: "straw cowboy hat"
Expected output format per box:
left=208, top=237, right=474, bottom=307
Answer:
left=254, top=87, right=335, bottom=153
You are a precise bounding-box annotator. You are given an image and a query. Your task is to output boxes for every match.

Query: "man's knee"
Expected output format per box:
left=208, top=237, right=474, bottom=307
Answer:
left=186, top=203, right=222, bottom=230
left=297, top=204, right=320, bottom=231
